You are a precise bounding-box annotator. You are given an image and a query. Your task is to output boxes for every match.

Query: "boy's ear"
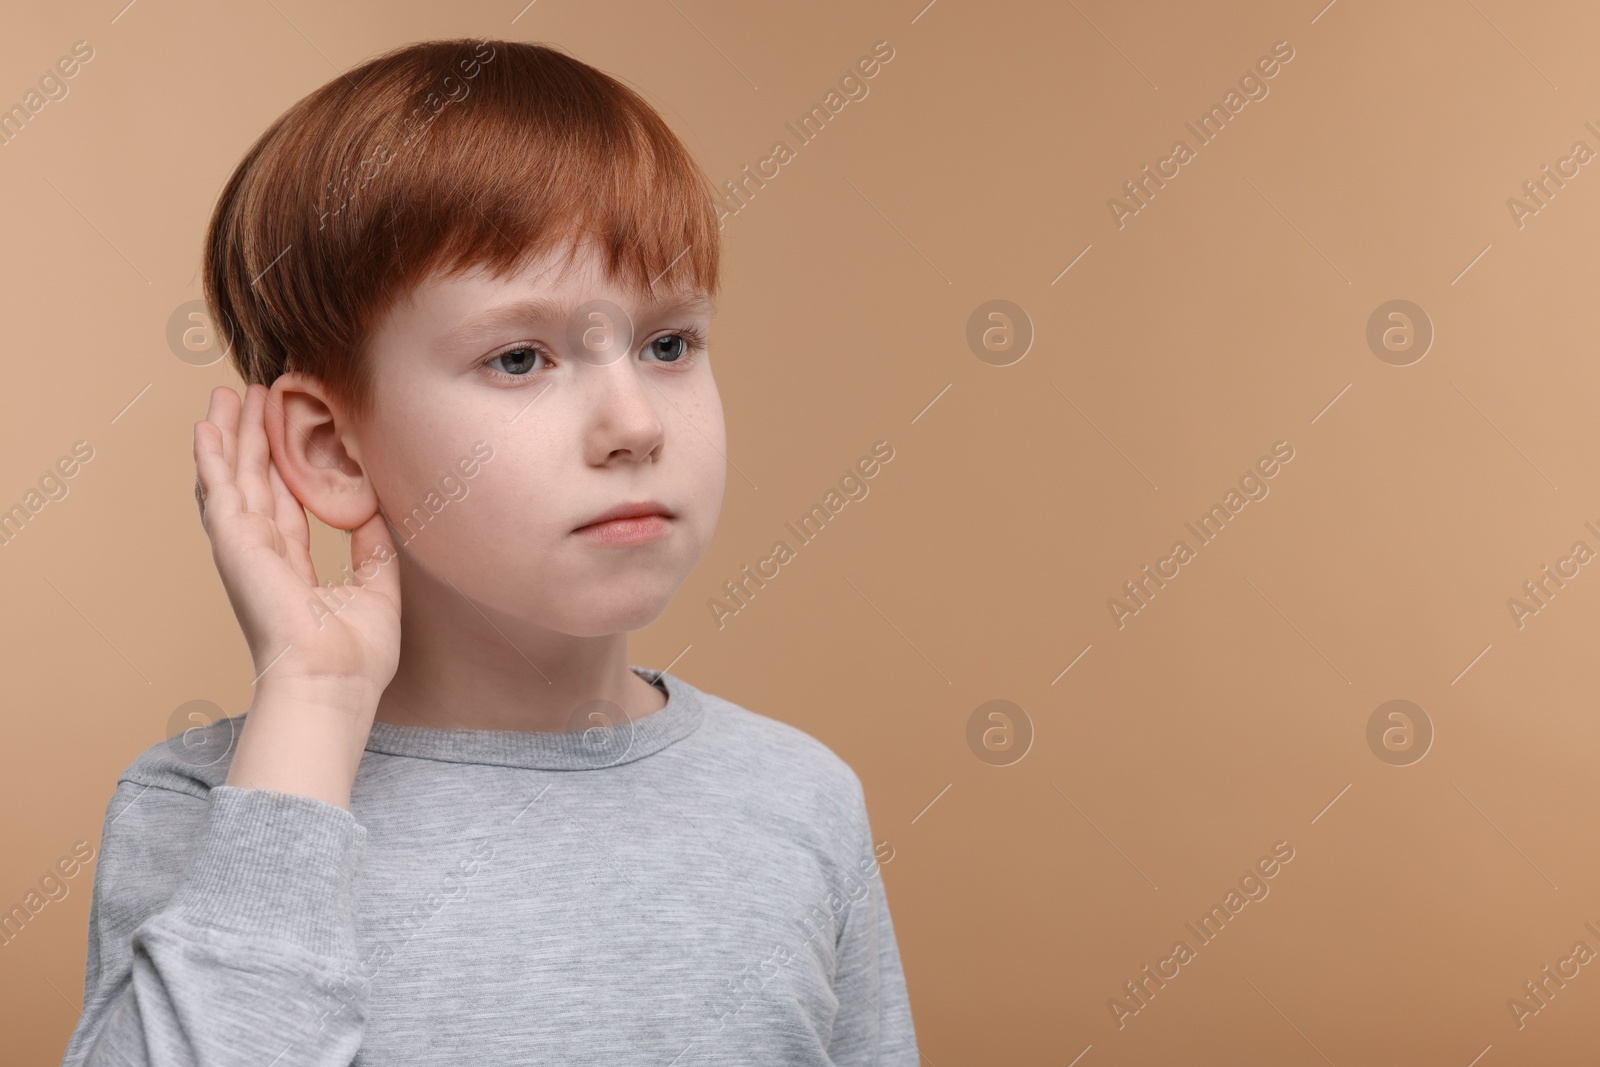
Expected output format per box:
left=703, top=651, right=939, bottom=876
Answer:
left=262, top=372, right=378, bottom=532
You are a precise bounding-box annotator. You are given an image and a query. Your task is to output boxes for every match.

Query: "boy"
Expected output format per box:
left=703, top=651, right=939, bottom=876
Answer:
left=61, top=38, right=917, bottom=1066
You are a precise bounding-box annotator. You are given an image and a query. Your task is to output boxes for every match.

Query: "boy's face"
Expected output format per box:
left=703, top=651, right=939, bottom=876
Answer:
left=351, top=237, right=725, bottom=636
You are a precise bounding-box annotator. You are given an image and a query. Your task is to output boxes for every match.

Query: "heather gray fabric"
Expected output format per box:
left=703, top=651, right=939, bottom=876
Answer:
left=60, top=666, right=918, bottom=1066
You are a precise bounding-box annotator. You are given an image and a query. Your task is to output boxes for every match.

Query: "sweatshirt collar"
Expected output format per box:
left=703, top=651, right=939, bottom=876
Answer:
left=360, top=665, right=704, bottom=771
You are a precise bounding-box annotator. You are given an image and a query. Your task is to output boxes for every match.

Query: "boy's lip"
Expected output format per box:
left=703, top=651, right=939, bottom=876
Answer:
left=573, top=500, right=675, bottom=531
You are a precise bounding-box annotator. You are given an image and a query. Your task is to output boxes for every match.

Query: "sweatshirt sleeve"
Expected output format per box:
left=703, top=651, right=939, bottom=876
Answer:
left=824, top=776, right=919, bottom=1066
left=59, top=780, right=370, bottom=1067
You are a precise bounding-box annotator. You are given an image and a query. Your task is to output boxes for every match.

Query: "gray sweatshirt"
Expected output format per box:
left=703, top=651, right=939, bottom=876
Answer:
left=59, top=666, right=918, bottom=1065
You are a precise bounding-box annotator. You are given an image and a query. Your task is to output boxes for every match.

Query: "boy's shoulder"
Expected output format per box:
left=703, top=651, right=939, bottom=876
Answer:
left=117, top=714, right=246, bottom=797
left=681, top=675, right=866, bottom=804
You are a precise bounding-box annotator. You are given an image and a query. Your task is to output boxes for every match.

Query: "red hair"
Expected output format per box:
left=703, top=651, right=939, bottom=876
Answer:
left=201, top=38, right=722, bottom=421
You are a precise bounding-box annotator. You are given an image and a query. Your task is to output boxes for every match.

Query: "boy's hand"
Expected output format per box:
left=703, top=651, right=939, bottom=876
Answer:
left=193, top=383, right=401, bottom=807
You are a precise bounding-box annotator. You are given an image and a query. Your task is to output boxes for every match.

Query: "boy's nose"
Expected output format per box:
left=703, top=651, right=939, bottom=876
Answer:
left=581, top=358, right=665, bottom=462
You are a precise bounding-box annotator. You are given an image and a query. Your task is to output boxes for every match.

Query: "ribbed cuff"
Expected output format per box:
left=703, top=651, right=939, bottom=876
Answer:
left=168, top=785, right=367, bottom=960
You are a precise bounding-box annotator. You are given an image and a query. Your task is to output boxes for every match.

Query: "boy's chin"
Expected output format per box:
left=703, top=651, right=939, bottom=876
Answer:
left=548, top=597, right=675, bottom=637
left=416, top=557, right=690, bottom=633
left=495, top=578, right=681, bottom=636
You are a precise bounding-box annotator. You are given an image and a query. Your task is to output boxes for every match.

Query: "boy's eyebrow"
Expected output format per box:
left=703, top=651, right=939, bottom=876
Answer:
left=437, top=291, right=715, bottom=350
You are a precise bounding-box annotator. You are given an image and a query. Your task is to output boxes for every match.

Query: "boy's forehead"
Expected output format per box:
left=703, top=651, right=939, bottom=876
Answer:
left=390, top=245, right=705, bottom=319
left=415, top=273, right=713, bottom=351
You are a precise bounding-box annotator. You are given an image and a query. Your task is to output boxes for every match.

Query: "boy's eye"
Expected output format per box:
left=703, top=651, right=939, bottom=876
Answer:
left=489, top=346, right=544, bottom=376
left=483, top=329, right=703, bottom=381
left=646, top=334, right=690, bottom=362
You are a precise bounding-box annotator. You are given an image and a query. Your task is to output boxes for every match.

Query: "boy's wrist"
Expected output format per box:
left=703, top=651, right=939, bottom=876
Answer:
left=226, top=683, right=382, bottom=810
left=252, top=674, right=386, bottom=719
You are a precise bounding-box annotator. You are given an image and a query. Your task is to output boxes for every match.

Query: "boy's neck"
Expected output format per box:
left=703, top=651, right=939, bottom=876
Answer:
left=370, top=617, right=665, bottom=735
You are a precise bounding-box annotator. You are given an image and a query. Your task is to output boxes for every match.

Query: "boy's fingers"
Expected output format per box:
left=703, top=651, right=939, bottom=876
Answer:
left=204, top=384, right=224, bottom=427
left=235, top=383, right=273, bottom=516
left=210, top=385, right=240, bottom=471
left=348, top=509, right=401, bottom=603
left=267, top=457, right=314, bottom=564
left=193, top=419, right=242, bottom=532
left=192, top=417, right=210, bottom=525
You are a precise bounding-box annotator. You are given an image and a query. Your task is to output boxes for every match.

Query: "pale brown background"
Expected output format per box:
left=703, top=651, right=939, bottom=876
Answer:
left=4, top=0, right=1598, bottom=1063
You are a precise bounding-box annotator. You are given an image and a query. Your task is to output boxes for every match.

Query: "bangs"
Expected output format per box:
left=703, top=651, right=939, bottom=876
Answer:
left=203, top=38, right=721, bottom=421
